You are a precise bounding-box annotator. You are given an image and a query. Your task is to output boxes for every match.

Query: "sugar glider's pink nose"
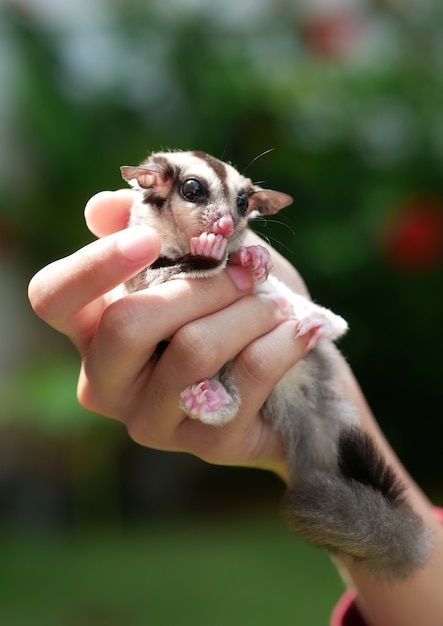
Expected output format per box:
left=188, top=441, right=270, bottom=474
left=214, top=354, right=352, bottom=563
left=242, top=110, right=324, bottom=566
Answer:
left=211, top=215, right=235, bottom=238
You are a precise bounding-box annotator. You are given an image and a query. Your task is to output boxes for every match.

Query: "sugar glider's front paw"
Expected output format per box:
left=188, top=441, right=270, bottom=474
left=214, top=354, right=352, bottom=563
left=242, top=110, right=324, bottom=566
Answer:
left=228, top=245, right=273, bottom=283
left=296, top=310, right=348, bottom=349
left=190, top=232, right=228, bottom=261
left=180, top=379, right=239, bottom=426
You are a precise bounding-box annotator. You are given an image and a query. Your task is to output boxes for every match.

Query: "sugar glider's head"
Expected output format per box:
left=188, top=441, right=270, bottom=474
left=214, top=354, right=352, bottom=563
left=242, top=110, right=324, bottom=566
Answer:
left=121, top=150, right=293, bottom=258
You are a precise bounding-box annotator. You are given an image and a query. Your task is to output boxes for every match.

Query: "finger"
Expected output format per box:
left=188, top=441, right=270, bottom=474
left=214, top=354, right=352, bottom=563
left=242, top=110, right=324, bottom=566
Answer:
left=158, top=293, right=290, bottom=388
left=175, top=320, right=310, bottom=464
left=113, top=292, right=290, bottom=445
left=229, top=319, right=310, bottom=420
left=84, top=189, right=136, bottom=237
left=28, top=226, right=161, bottom=349
left=78, top=268, right=257, bottom=418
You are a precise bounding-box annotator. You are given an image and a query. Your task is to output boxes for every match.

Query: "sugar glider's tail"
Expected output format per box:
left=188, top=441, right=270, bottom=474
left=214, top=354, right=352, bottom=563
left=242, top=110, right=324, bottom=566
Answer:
left=286, top=427, right=431, bottom=580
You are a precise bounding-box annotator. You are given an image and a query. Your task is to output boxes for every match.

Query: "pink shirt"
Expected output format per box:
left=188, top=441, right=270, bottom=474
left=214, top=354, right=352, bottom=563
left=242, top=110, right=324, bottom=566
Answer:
left=330, top=507, right=443, bottom=625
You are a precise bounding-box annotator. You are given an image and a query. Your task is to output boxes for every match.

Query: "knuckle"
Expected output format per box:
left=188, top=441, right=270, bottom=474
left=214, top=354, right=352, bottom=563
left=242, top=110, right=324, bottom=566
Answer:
left=77, top=380, right=99, bottom=414
left=27, top=272, right=54, bottom=320
left=98, top=297, right=145, bottom=348
left=76, top=372, right=109, bottom=417
left=238, top=342, right=274, bottom=387
left=172, top=322, right=221, bottom=376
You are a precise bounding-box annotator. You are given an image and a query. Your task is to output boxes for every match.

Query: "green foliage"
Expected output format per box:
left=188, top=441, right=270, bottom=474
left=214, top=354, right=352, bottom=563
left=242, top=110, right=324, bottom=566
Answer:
left=0, top=355, right=102, bottom=435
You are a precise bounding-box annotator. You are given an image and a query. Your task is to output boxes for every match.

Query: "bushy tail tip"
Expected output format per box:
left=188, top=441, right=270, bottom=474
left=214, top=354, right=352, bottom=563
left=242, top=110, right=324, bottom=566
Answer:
left=285, top=428, right=431, bottom=580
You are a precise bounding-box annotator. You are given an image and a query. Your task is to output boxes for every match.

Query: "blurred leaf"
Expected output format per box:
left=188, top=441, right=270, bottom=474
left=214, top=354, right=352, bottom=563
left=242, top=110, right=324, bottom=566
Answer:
left=0, top=357, right=99, bottom=436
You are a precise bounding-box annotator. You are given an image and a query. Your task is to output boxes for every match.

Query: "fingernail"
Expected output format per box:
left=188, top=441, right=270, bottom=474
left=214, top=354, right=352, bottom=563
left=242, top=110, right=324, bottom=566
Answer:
left=226, top=265, right=254, bottom=291
left=118, top=226, right=156, bottom=262
left=261, top=292, right=291, bottom=317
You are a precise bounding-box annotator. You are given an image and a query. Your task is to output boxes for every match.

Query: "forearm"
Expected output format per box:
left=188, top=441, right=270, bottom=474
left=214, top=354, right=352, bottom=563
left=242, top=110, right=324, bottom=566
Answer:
left=333, top=364, right=443, bottom=626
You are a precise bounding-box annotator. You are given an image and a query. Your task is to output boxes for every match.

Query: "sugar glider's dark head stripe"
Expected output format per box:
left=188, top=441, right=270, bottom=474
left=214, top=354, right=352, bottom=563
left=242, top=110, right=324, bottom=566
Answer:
left=192, top=151, right=229, bottom=198
left=149, top=155, right=176, bottom=181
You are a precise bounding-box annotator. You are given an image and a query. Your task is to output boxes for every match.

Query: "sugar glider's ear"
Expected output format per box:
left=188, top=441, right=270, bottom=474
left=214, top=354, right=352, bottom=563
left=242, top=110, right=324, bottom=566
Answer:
left=248, top=188, right=293, bottom=215
left=120, top=163, right=172, bottom=196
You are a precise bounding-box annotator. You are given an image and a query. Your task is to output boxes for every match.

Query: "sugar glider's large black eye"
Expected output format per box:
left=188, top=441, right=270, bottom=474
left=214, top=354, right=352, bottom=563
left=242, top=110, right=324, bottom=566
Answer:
left=181, top=178, right=206, bottom=202
left=237, top=192, right=249, bottom=215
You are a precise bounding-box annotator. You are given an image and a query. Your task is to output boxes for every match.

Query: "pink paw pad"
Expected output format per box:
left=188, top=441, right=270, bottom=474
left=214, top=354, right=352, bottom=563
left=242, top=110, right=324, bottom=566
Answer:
left=180, top=379, right=232, bottom=421
left=229, top=245, right=273, bottom=283
left=190, top=232, right=228, bottom=260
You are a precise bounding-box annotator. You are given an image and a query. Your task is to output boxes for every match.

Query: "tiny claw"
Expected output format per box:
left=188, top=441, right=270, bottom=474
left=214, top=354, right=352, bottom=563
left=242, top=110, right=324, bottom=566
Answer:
left=306, top=327, right=323, bottom=350
left=228, top=245, right=272, bottom=283
left=179, top=378, right=233, bottom=424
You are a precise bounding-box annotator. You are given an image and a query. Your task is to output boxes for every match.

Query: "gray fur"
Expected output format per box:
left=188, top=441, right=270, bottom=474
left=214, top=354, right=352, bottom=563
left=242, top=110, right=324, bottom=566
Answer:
left=121, top=149, right=431, bottom=580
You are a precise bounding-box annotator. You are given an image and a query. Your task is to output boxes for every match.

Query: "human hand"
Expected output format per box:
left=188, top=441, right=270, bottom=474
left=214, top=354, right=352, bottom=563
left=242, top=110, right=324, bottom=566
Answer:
left=28, top=190, right=311, bottom=482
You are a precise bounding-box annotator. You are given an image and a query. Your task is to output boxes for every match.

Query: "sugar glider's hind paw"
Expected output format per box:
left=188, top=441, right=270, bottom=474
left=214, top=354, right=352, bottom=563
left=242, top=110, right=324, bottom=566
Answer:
left=296, top=310, right=348, bottom=349
left=180, top=378, right=239, bottom=426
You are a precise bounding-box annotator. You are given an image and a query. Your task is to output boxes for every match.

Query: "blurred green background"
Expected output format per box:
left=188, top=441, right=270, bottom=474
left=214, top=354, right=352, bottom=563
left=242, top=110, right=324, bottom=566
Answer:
left=1, top=0, right=443, bottom=624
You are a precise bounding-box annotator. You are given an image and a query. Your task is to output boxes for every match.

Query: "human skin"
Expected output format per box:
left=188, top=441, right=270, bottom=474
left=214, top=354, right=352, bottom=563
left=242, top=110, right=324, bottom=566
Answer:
left=28, top=190, right=443, bottom=626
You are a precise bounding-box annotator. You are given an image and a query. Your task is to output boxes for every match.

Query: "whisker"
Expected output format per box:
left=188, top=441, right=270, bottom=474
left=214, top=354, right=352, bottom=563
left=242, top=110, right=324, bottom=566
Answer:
left=253, top=215, right=296, bottom=238
left=243, top=148, right=275, bottom=176
left=251, top=215, right=297, bottom=258
left=253, top=229, right=296, bottom=258
left=255, top=231, right=294, bottom=254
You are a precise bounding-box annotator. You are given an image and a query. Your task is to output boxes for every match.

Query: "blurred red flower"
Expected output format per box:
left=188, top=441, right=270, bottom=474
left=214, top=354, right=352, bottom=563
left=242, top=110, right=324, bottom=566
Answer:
left=300, top=9, right=364, bottom=60
left=380, top=195, right=443, bottom=271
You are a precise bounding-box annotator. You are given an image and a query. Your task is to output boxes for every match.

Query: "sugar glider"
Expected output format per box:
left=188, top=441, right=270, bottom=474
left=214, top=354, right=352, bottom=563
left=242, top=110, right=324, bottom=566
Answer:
left=120, top=149, right=430, bottom=580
